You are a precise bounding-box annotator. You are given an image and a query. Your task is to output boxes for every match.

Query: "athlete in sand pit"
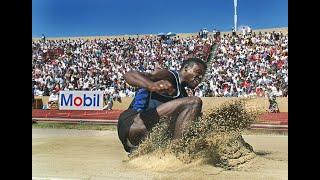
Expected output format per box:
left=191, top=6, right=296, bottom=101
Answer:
left=117, top=57, right=207, bottom=153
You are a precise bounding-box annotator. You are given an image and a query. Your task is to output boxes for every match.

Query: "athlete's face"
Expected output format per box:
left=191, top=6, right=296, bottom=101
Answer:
left=182, top=63, right=205, bottom=89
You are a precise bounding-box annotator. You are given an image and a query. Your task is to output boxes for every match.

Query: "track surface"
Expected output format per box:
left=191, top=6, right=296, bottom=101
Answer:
left=32, top=128, right=288, bottom=180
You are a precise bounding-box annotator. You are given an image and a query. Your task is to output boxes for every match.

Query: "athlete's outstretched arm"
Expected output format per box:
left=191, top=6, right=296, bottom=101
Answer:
left=123, top=69, right=175, bottom=94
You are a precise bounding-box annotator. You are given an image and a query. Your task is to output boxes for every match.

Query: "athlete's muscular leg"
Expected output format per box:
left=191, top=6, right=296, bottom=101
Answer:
left=170, top=100, right=202, bottom=139
left=156, top=96, right=202, bottom=139
left=128, top=114, right=148, bottom=145
left=128, top=96, right=202, bottom=145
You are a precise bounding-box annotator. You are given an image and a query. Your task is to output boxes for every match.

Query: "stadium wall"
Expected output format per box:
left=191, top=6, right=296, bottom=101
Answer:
left=34, top=96, right=288, bottom=112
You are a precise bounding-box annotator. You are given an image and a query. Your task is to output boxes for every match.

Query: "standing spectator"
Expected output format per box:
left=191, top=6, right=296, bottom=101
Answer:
left=41, top=34, right=46, bottom=43
left=202, top=28, right=208, bottom=39
left=267, top=90, right=280, bottom=113
left=232, top=28, right=236, bottom=36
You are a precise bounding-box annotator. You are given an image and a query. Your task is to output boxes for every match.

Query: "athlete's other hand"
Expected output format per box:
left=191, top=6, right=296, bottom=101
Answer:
left=148, top=80, right=175, bottom=95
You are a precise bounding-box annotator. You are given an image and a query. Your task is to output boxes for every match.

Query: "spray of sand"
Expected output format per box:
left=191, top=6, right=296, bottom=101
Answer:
left=129, top=100, right=259, bottom=170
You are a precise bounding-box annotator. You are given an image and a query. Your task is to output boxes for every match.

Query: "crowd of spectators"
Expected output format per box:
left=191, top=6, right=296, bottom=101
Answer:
left=32, top=29, right=287, bottom=99
left=32, top=34, right=213, bottom=98
left=196, top=30, right=288, bottom=98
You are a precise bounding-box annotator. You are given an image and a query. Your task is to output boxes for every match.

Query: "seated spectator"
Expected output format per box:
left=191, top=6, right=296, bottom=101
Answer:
left=194, top=87, right=203, bottom=97
left=32, top=86, right=35, bottom=107
left=103, top=90, right=122, bottom=110
left=185, top=88, right=194, bottom=96
left=48, top=90, right=59, bottom=109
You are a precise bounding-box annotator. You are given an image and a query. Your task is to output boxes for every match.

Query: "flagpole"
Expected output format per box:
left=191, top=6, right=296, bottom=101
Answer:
left=234, top=0, right=237, bottom=32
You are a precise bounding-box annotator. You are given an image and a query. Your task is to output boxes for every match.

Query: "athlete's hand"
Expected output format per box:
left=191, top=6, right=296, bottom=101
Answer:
left=148, top=80, right=175, bottom=95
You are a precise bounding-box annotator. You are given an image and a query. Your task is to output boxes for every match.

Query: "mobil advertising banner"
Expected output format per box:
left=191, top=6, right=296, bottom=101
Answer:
left=59, top=91, right=104, bottom=110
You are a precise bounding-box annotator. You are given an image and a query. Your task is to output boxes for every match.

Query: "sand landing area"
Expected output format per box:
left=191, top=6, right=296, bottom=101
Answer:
left=32, top=128, right=288, bottom=180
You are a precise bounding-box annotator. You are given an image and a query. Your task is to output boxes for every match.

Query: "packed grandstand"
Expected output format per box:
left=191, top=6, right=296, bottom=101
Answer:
left=32, top=29, right=288, bottom=99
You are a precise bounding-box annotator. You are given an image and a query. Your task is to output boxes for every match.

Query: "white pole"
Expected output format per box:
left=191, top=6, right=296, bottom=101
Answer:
left=234, top=15, right=237, bottom=32
left=234, top=0, right=237, bottom=31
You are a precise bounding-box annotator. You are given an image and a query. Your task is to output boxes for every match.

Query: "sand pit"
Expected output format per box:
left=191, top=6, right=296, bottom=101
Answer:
left=129, top=101, right=258, bottom=169
left=32, top=128, right=287, bottom=180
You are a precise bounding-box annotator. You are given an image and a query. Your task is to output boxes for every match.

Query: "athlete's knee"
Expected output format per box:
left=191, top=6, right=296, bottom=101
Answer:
left=188, top=96, right=202, bottom=107
left=129, top=118, right=147, bottom=145
left=136, top=123, right=147, bottom=132
left=180, top=97, right=202, bottom=112
left=132, top=116, right=147, bottom=132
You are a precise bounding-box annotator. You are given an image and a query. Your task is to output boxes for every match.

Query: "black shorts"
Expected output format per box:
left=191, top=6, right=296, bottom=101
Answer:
left=117, top=108, right=160, bottom=153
